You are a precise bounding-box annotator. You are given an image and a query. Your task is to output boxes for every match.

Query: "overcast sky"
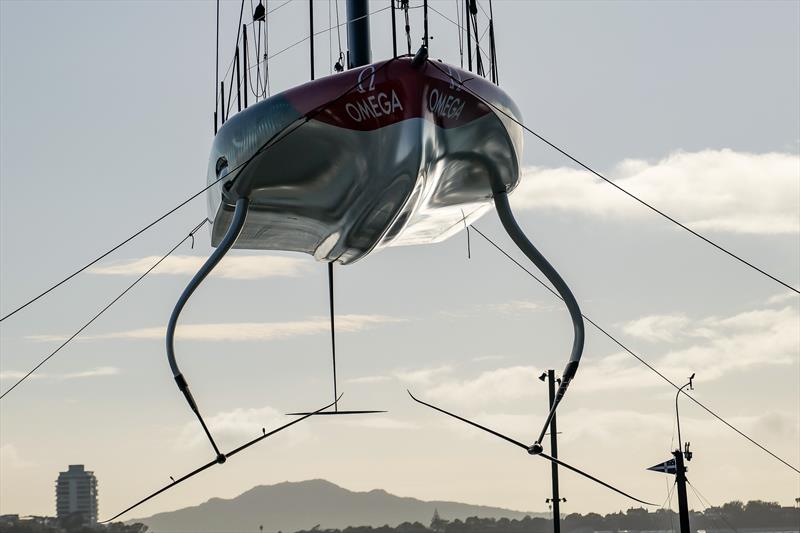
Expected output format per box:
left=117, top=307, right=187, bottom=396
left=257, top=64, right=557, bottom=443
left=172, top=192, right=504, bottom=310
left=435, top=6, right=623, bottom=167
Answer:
left=1, top=0, right=798, bottom=523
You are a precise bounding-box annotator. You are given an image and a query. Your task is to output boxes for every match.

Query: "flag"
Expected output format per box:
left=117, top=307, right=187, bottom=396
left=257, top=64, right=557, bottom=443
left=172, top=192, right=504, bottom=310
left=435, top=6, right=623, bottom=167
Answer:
left=647, top=458, right=677, bottom=474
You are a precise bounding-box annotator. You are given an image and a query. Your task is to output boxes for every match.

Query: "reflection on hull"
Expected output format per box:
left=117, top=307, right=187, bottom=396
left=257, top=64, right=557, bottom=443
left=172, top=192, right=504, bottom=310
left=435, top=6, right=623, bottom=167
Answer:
left=208, top=58, right=523, bottom=264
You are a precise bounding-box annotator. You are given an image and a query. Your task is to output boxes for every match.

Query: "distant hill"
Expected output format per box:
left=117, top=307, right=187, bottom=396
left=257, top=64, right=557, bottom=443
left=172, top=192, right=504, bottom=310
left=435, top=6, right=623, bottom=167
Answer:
left=135, top=479, right=543, bottom=533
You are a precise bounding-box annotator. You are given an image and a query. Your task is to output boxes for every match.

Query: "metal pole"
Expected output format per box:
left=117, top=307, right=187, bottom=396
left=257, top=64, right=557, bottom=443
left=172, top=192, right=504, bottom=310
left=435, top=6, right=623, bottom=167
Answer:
left=346, top=0, right=371, bottom=68
left=547, top=370, right=562, bottom=533
left=465, top=0, right=472, bottom=71
left=220, top=81, right=226, bottom=123
left=328, top=262, right=338, bottom=412
left=423, top=0, right=429, bottom=48
left=309, top=0, right=315, bottom=80
left=235, top=47, right=242, bottom=112
left=390, top=0, right=398, bottom=57
left=674, top=450, right=691, bottom=533
left=242, top=25, right=249, bottom=108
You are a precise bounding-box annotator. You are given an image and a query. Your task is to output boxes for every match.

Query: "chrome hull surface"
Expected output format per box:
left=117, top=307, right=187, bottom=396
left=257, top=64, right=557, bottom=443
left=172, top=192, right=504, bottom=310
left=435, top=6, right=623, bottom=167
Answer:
left=208, top=58, right=523, bottom=264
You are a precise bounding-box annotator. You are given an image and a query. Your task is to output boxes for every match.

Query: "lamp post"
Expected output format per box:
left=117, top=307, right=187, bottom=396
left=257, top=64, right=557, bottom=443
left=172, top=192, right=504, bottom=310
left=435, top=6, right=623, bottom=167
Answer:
left=540, top=370, right=565, bottom=533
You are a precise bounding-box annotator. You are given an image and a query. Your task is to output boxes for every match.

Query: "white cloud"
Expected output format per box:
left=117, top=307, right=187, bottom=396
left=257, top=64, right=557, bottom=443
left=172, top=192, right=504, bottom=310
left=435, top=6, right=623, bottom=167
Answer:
left=394, top=365, right=454, bottom=385
left=0, top=444, right=34, bottom=469
left=766, top=292, right=799, bottom=306
left=29, top=315, right=402, bottom=343
left=511, top=150, right=800, bottom=234
left=424, top=366, right=542, bottom=406
left=341, top=417, right=419, bottom=430
left=0, top=366, right=120, bottom=381
left=472, top=355, right=507, bottom=363
left=622, top=314, right=693, bottom=343
left=580, top=306, right=800, bottom=390
left=175, top=405, right=310, bottom=450
left=345, top=375, right=392, bottom=385
left=413, top=305, right=799, bottom=405
left=486, top=300, right=542, bottom=314
left=89, top=254, right=309, bottom=280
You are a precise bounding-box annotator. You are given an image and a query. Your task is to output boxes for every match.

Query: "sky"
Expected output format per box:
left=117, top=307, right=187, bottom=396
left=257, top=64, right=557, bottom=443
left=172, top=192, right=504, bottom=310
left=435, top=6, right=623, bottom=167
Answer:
left=1, top=0, right=799, bottom=523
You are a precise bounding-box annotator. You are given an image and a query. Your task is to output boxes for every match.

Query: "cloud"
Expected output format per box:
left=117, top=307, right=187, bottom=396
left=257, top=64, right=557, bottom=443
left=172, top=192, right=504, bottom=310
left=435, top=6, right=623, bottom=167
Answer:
left=394, top=365, right=454, bottom=385
left=486, top=300, right=542, bottom=314
left=89, top=254, right=309, bottom=280
left=472, top=355, right=507, bottom=363
left=413, top=304, right=799, bottom=405
left=424, top=366, right=542, bottom=406
left=0, top=366, right=120, bottom=381
left=767, top=292, right=799, bottom=306
left=345, top=375, right=392, bottom=385
left=340, top=417, right=419, bottom=430
left=580, top=305, right=800, bottom=390
left=29, top=315, right=402, bottom=343
left=511, top=150, right=800, bottom=234
left=175, top=405, right=310, bottom=450
left=0, top=444, right=34, bottom=469
left=622, top=314, right=693, bottom=343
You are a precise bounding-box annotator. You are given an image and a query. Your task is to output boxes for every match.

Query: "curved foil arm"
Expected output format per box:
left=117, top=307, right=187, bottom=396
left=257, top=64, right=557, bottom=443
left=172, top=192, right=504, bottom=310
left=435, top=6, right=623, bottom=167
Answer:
left=492, top=190, right=585, bottom=446
left=166, top=197, right=250, bottom=459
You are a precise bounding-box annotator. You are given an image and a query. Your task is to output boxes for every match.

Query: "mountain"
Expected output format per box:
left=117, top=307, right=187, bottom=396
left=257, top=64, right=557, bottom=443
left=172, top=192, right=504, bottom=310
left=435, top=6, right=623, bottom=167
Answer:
left=135, top=479, right=543, bottom=533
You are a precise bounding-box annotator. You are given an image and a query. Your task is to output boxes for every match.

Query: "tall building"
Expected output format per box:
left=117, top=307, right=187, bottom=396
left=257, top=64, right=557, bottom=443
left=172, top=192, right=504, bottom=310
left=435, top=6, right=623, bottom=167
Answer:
left=55, top=464, right=98, bottom=525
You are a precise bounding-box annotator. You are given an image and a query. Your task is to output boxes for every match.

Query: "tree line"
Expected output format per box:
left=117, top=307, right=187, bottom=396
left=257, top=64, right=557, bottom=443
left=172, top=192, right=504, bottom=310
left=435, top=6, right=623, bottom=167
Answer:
left=296, top=500, right=799, bottom=533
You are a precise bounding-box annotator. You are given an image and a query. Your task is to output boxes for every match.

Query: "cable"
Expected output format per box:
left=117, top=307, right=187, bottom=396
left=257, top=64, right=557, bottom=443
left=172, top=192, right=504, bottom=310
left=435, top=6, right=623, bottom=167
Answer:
left=687, top=480, right=740, bottom=533
left=427, top=4, right=494, bottom=71
left=2, top=49, right=395, bottom=324
left=246, top=6, right=391, bottom=75
left=426, top=60, right=799, bottom=296
left=0, top=219, right=209, bottom=400
left=469, top=224, right=800, bottom=475
left=662, top=478, right=677, bottom=532
left=0, top=183, right=223, bottom=322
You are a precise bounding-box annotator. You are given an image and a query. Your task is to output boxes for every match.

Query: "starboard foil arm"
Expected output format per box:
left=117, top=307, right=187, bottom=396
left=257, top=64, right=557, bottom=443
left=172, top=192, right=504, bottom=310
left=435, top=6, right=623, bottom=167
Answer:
left=492, top=190, right=585, bottom=450
left=406, top=391, right=654, bottom=506
left=167, top=196, right=250, bottom=461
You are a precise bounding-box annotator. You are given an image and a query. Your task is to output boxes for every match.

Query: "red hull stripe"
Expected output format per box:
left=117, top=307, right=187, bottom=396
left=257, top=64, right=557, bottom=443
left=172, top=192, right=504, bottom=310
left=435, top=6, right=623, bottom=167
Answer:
left=284, top=58, right=505, bottom=132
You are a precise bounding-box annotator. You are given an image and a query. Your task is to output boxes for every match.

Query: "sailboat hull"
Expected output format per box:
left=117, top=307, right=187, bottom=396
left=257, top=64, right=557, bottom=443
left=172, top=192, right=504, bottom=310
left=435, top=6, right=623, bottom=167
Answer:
left=208, top=57, right=523, bottom=264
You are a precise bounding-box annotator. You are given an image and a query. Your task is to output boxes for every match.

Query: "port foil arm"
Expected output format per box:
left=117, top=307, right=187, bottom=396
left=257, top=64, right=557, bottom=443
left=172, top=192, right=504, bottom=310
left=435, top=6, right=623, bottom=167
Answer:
left=166, top=197, right=250, bottom=460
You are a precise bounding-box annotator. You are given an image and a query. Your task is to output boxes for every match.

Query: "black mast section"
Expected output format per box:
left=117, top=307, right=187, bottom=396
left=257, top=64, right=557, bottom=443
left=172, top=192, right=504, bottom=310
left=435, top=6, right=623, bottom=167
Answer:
left=309, top=0, right=315, bottom=80
left=346, top=0, right=371, bottom=68
left=547, top=370, right=563, bottom=533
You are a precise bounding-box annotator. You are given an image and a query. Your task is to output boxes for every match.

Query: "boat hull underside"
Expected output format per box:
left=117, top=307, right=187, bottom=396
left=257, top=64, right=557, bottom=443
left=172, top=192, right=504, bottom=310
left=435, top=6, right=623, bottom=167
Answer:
left=211, top=112, right=518, bottom=264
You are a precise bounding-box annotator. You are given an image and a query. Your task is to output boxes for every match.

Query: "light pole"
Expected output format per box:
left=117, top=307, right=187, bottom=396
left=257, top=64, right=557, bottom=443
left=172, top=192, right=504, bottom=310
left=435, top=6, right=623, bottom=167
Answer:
left=674, top=373, right=695, bottom=533
left=540, top=370, right=565, bottom=533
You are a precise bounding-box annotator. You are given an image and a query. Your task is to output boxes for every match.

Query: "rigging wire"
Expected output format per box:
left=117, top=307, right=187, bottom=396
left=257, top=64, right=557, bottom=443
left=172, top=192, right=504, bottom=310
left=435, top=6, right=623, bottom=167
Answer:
left=468, top=224, right=800, bottom=475
left=427, top=4, right=492, bottom=66
left=328, top=0, right=333, bottom=74
left=334, top=0, right=344, bottom=68
left=426, top=59, right=799, bottom=295
left=1, top=29, right=390, bottom=325
left=455, top=0, right=463, bottom=68
left=246, top=6, right=391, bottom=74
left=0, top=188, right=223, bottom=323
left=687, top=480, right=741, bottom=533
left=0, top=219, right=209, bottom=400
left=663, top=479, right=677, bottom=532
left=2, top=55, right=401, bottom=398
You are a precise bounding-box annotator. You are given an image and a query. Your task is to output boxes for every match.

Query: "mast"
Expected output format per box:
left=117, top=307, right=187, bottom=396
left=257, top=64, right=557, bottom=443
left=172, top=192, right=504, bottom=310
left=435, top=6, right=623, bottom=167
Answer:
left=346, top=0, right=371, bottom=68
